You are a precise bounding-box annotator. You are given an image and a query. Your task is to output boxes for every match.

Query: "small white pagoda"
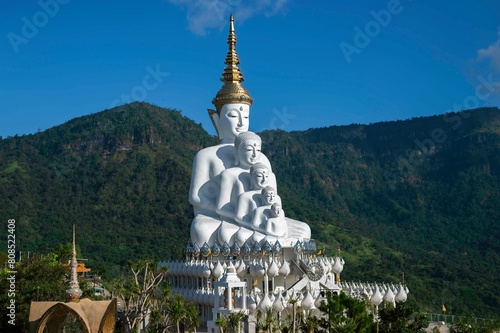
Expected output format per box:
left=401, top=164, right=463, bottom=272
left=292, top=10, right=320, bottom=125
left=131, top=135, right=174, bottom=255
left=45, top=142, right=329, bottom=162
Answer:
left=160, top=15, right=408, bottom=333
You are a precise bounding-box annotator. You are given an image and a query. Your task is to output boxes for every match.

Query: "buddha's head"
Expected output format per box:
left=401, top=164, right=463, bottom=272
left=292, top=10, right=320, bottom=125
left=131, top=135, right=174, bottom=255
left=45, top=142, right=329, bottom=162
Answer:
left=271, top=203, right=282, bottom=217
left=250, top=162, right=269, bottom=190
left=261, top=186, right=277, bottom=205
left=210, top=103, right=250, bottom=143
left=209, top=15, right=253, bottom=144
left=234, top=131, right=261, bottom=168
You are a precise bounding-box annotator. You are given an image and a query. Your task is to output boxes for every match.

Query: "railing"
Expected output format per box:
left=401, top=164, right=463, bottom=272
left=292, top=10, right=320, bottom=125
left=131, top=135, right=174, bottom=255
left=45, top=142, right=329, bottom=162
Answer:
left=424, top=313, right=486, bottom=325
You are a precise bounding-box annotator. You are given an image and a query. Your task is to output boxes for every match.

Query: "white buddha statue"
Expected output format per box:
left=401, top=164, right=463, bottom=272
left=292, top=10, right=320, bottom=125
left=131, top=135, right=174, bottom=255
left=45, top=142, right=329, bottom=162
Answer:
left=216, top=131, right=263, bottom=221
left=235, top=162, right=275, bottom=225
left=250, top=186, right=282, bottom=230
left=216, top=132, right=279, bottom=244
left=189, top=15, right=311, bottom=247
left=189, top=16, right=272, bottom=246
left=265, top=203, right=287, bottom=237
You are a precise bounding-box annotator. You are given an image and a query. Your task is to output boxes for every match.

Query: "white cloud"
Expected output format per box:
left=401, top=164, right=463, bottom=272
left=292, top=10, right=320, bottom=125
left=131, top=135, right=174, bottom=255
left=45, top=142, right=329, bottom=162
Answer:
left=477, top=29, right=500, bottom=71
left=168, top=0, right=288, bottom=35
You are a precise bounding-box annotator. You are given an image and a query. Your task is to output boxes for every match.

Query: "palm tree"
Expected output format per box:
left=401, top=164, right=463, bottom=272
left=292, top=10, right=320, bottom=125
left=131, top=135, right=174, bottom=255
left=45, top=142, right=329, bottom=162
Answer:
left=167, top=294, right=187, bottom=333
left=185, top=301, right=200, bottom=333
left=300, top=312, right=320, bottom=333
left=318, top=291, right=373, bottom=333
left=288, top=297, right=300, bottom=333
left=215, top=314, right=229, bottom=333
left=227, top=311, right=245, bottom=333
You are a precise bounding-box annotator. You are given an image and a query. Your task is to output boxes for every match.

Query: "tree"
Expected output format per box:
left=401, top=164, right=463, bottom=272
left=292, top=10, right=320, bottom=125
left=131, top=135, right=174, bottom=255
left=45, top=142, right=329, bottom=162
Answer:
left=52, top=242, right=82, bottom=264
left=113, top=260, right=168, bottom=332
left=376, top=302, right=428, bottom=333
left=227, top=311, right=245, bottom=333
left=0, top=253, right=68, bottom=332
left=300, top=312, right=321, bottom=333
left=215, top=314, right=230, bottom=333
left=287, top=294, right=300, bottom=333
left=319, top=291, right=373, bottom=333
left=256, top=309, right=278, bottom=333
left=185, top=301, right=200, bottom=333
left=451, top=315, right=500, bottom=333
left=166, top=294, right=188, bottom=333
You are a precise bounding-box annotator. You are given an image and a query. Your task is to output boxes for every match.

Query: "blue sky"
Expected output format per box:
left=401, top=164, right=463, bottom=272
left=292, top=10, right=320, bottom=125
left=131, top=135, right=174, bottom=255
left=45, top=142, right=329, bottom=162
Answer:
left=1, top=0, right=499, bottom=138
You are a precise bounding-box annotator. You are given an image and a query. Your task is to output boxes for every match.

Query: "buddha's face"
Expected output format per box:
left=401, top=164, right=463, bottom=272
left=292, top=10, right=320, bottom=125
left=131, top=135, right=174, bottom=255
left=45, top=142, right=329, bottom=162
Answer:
left=263, top=190, right=276, bottom=205
left=237, top=139, right=261, bottom=167
left=218, top=103, right=250, bottom=142
left=252, top=168, right=269, bottom=189
left=272, top=204, right=282, bottom=217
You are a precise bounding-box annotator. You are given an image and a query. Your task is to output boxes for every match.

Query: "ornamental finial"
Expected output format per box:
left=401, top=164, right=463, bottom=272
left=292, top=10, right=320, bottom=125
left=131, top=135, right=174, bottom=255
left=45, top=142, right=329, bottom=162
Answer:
left=211, top=15, right=253, bottom=113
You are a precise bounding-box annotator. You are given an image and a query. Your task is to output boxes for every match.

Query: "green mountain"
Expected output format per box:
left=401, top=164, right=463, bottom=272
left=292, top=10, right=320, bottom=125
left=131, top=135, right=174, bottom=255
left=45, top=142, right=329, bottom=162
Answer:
left=1, top=102, right=499, bottom=316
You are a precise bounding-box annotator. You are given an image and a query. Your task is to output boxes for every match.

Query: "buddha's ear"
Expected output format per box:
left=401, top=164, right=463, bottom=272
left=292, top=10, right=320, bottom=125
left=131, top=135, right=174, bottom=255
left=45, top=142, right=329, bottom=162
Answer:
left=208, top=109, right=221, bottom=139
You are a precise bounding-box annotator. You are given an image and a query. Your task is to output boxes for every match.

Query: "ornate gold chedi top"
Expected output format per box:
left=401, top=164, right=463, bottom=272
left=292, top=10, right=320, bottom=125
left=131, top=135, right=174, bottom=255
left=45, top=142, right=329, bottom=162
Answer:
left=212, top=15, right=253, bottom=112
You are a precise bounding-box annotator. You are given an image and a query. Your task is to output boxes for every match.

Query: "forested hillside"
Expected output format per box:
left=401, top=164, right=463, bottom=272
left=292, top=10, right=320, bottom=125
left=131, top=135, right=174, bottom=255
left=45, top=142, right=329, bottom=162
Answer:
left=0, top=103, right=215, bottom=271
left=1, top=102, right=498, bottom=316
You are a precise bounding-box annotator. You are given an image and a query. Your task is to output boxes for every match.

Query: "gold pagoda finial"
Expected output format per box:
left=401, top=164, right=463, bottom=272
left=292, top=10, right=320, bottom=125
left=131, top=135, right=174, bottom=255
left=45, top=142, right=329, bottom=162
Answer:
left=211, top=14, right=253, bottom=113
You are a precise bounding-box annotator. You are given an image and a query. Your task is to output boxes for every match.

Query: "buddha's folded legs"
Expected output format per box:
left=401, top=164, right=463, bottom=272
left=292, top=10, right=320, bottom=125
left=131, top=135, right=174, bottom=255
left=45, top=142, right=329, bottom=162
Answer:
left=190, top=215, right=221, bottom=246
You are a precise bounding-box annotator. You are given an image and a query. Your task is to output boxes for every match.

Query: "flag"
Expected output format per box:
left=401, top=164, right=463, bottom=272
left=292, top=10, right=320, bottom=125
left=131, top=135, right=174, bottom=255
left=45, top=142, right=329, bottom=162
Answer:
left=442, top=304, right=446, bottom=312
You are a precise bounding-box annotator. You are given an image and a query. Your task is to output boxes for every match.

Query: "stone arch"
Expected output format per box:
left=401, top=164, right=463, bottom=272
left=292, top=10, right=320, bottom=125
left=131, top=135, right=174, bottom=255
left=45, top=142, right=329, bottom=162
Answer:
left=35, top=303, right=91, bottom=333
left=98, top=299, right=117, bottom=332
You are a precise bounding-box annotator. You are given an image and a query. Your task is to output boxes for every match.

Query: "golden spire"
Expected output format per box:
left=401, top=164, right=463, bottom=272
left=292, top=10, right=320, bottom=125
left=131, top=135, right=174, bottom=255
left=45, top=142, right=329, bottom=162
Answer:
left=211, top=14, right=253, bottom=113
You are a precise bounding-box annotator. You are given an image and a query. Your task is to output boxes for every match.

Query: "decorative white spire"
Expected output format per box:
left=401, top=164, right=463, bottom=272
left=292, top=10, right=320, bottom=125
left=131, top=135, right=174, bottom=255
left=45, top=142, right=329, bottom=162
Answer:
left=66, top=225, right=82, bottom=302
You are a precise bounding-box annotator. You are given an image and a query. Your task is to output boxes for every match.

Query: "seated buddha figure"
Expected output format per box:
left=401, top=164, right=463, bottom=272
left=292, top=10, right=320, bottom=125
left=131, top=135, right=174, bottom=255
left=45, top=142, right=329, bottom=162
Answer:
left=265, top=203, right=287, bottom=238
left=250, top=186, right=282, bottom=230
left=189, top=105, right=273, bottom=246
left=235, top=162, right=281, bottom=226
left=216, top=131, right=264, bottom=220
left=190, top=14, right=311, bottom=246
left=216, top=132, right=278, bottom=244
left=189, top=15, right=277, bottom=246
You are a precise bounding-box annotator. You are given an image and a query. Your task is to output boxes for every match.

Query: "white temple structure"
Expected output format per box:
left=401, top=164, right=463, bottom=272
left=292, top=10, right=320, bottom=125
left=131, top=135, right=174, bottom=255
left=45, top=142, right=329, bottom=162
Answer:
left=160, top=15, right=408, bottom=332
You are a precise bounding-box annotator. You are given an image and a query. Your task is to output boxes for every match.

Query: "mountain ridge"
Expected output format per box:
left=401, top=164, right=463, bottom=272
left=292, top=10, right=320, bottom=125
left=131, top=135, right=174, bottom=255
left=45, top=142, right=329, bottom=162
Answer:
left=1, top=102, right=499, bottom=316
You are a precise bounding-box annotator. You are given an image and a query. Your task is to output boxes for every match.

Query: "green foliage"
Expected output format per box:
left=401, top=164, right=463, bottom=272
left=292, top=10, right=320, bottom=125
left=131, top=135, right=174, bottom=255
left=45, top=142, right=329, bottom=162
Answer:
left=51, top=242, right=82, bottom=264
left=376, top=302, right=428, bottom=333
left=113, top=260, right=169, bottom=332
left=319, top=291, right=373, bottom=333
left=215, top=314, right=229, bottom=333
left=1, top=103, right=499, bottom=318
left=0, top=253, right=68, bottom=332
left=451, top=315, right=500, bottom=333
left=184, top=301, right=200, bottom=333
left=215, top=311, right=246, bottom=333
left=167, top=295, right=185, bottom=333
left=227, top=311, right=245, bottom=333
left=300, top=312, right=321, bottom=333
